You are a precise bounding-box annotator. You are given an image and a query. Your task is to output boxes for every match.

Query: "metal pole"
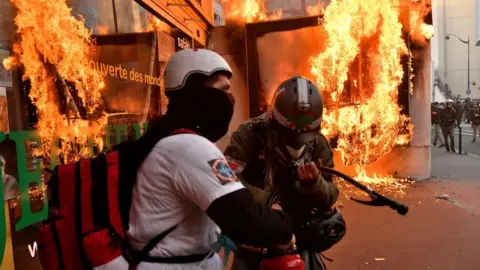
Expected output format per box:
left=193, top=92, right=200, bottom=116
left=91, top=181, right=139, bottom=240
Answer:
left=432, top=61, right=436, bottom=102
left=459, top=126, right=463, bottom=154
left=111, top=0, right=119, bottom=34
left=468, top=38, right=470, bottom=96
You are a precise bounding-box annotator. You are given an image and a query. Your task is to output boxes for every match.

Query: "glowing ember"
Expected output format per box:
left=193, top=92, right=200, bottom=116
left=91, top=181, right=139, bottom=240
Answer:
left=334, top=167, right=413, bottom=200
left=4, top=0, right=106, bottom=163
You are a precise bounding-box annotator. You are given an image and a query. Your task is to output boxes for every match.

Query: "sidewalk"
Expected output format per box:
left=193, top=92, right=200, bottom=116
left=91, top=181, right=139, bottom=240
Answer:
left=324, top=146, right=480, bottom=270
left=431, top=145, right=479, bottom=180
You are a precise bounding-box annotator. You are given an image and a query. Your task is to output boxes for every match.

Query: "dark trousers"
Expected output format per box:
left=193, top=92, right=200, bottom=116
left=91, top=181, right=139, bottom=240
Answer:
left=231, top=249, right=262, bottom=270
left=442, top=125, right=455, bottom=151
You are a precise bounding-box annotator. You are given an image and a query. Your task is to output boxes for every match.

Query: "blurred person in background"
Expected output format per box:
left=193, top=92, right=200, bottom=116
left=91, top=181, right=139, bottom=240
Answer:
left=441, top=99, right=457, bottom=153
left=431, top=102, right=445, bottom=147
left=465, top=99, right=473, bottom=124
left=454, top=100, right=464, bottom=127
left=471, top=103, right=480, bottom=143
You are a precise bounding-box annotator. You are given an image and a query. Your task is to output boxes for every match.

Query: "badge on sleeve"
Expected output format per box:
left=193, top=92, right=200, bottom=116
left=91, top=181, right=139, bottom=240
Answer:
left=225, top=156, right=246, bottom=175
left=208, top=159, right=238, bottom=185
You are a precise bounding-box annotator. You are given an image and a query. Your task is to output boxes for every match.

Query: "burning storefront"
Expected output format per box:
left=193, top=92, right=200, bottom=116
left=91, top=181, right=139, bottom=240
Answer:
left=0, top=0, right=433, bottom=268
left=211, top=0, right=433, bottom=194
left=0, top=0, right=215, bottom=269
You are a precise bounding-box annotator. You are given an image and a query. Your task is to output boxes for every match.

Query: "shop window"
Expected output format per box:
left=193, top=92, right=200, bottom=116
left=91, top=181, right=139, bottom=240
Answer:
left=214, top=13, right=221, bottom=25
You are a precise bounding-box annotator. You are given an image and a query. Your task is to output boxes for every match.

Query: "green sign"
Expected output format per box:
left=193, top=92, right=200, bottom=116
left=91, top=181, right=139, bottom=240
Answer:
left=0, top=122, right=148, bottom=268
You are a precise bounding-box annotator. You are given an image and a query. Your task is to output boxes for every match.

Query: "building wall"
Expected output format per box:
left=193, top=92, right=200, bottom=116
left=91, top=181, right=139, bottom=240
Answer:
left=135, top=0, right=214, bottom=47
left=432, top=0, right=480, bottom=99
left=476, top=0, right=480, bottom=45
left=214, top=0, right=224, bottom=26
left=267, top=0, right=328, bottom=17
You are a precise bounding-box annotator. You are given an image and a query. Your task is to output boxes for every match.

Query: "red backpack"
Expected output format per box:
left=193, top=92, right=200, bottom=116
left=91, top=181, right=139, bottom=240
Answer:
left=37, top=128, right=196, bottom=270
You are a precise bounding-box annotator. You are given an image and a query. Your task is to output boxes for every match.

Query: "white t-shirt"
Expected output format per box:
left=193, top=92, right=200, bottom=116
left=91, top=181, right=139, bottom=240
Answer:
left=127, top=134, right=244, bottom=270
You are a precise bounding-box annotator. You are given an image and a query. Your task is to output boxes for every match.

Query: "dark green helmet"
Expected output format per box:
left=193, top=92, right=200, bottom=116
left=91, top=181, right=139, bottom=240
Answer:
left=271, top=76, right=324, bottom=149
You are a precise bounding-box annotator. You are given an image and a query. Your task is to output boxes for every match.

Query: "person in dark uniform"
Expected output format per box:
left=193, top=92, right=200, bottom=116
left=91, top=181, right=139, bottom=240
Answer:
left=465, top=99, right=473, bottom=124
left=225, top=76, right=342, bottom=270
left=454, top=100, right=464, bottom=127
left=441, top=99, right=457, bottom=152
left=431, top=102, right=445, bottom=147
left=471, top=103, right=480, bottom=143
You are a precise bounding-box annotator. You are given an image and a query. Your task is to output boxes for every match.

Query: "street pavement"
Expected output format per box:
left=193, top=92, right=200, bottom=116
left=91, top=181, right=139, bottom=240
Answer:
left=221, top=146, right=480, bottom=270
left=324, top=146, right=480, bottom=270
left=452, top=124, right=480, bottom=158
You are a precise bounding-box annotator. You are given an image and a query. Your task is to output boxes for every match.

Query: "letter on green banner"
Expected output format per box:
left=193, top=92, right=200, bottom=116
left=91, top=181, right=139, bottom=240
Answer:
left=9, top=131, right=48, bottom=231
left=113, top=124, right=128, bottom=145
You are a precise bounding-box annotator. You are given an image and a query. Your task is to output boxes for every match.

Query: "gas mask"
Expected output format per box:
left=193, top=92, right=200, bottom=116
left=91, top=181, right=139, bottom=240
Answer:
left=285, top=145, right=306, bottom=160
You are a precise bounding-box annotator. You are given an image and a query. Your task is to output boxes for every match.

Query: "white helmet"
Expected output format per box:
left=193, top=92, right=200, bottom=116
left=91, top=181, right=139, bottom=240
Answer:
left=446, top=99, right=454, bottom=103
left=163, top=49, right=232, bottom=91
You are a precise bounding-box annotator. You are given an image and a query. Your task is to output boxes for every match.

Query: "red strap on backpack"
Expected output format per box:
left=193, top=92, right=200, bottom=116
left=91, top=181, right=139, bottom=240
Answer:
left=170, top=128, right=197, bottom=135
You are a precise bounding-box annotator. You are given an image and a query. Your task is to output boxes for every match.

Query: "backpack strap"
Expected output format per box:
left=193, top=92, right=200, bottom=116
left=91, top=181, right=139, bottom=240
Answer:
left=133, top=128, right=211, bottom=264
left=170, top=128, right=197, bottom=135
left=135, top=224, right=178, bottom=262
left=137, top=225, right=213, bottom=264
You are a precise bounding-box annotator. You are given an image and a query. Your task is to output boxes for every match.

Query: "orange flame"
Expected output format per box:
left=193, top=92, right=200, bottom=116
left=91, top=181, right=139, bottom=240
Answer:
left=312, top=0, right=414, bottom=169
left=403, top=0, right=433, bottom=46
left=306, top=2, right=326, bottom=16
left=2, top=56, right=17, bottom=70
left=147, top=15, right=169, bottom=32
left=96, top=25, right=109, bottom=35
left=4, top=0, right=106, bottom=163
left=222, top=0, right=432, bottom=192
left=220, top=0, right=282, bottom=24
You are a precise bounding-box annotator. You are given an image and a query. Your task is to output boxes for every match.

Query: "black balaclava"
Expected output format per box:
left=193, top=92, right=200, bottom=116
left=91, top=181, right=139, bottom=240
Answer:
left=112, top=74, right=235, bottom=211
left=163, top=73, right=235, bottom=142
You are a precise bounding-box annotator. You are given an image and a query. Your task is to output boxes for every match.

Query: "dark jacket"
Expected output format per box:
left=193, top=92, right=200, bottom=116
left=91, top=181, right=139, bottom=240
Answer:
left=431, top=107, right=441, bottom=124
left=441, top=107, right=457, bottom=128
left=454, top=103, right=464, bottom=119
left=472, top=107, right=480, bottom=125
left=224, top=113, right=338, bottom=216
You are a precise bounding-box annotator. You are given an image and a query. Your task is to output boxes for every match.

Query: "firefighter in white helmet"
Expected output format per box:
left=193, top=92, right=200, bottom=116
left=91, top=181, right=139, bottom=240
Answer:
left=127, top=49, right=295, bottom=270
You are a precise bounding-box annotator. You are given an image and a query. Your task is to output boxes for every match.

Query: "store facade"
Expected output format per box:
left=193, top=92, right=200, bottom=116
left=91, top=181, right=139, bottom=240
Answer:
left=0, top=0, right=215, bottom=269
